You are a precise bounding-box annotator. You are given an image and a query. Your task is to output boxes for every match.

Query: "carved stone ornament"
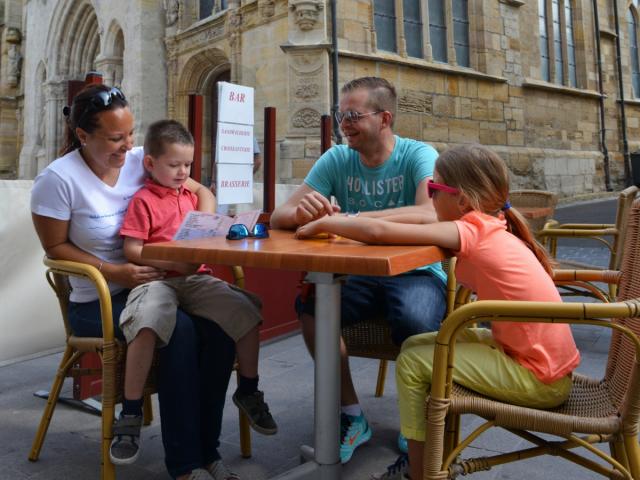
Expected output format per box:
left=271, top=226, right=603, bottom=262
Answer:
left=295, top=82, right=319, bottom=99
left=289, top=0, right=323, bottom=31
left=5, top=28, right=22, bottom=88
left=260, top=0, right=276, bottom=18
left=292, top=108, right=321, bottom=128
left=164, top=0, right=181, bottom=27
left=5, top=27, right=22, bottom=45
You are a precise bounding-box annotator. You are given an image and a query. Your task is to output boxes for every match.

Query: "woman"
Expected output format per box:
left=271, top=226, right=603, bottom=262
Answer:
left=30, top=84, right=240, bottom=480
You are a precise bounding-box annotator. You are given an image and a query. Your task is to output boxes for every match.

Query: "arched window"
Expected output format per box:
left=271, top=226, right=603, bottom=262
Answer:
left=373, top=0, right=470, bottom=67
left=629, top=7, right=640, bottom=97
left=538, top=0, right=578, bottom=87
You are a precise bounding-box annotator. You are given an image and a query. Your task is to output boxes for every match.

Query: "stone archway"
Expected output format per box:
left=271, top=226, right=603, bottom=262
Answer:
left=41, top=0, right=101, bottom=166
left=96, top=21, right=125, bottom=88
left=172, top=48, right=230, bottom=182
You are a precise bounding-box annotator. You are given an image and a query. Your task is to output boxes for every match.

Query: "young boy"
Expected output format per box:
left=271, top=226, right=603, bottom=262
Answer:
left=110, top=119, right=277, bottom=466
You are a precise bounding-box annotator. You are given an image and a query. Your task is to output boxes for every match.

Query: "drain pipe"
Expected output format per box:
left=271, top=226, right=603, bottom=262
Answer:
left=330, top=0, right=342, bottom=144
left=592, top=0, right=612, bottom=191
left=613, top=0, right=632, bottom=186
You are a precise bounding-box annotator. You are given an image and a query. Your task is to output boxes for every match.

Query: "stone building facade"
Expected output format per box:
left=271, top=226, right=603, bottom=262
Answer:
left=4, top=0, right=640, bottom=197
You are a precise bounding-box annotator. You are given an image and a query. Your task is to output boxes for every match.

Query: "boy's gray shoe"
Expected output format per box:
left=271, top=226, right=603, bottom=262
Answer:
left=207, top=460, right=240, bottom=480
left=370, top=454, right=410, bottom=480
left=109, top=413, right=143, bottom=465
left=187, top=468, right=214, bottom=480
left=232, top=390, right=278, bottom=435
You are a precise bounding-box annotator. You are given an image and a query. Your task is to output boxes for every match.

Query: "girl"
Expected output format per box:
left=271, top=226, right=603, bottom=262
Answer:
left=296, top=144, right=580, bottom=480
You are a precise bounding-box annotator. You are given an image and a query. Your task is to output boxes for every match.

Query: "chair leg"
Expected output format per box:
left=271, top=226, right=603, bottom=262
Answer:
left=235, top=367, right=252, bottom=458
left=101, top=402, right=116, bottom=480
left=142, top=394, right=153, bottom=426
left=609, top=439, right=630, bottom=471
left=29, top=346, right=77, bottom=462
left=623, top=434, right=640, bottom=479
left=375, top=360, right=388, bottom=398
left=239, top=410, right=252, bottom=458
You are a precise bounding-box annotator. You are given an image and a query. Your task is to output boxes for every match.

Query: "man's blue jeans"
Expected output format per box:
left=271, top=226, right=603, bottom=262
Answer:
left=296, top=270, right=447, bottom=344
left=68, top=291, right=235, bottom=478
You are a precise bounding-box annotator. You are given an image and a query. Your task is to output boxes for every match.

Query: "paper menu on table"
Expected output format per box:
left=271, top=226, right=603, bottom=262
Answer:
left=172, top=210, right=262, bottom=241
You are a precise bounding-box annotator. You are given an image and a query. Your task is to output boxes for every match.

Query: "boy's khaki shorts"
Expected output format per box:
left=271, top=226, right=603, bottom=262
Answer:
left=120, top=274, right=262, bottom=346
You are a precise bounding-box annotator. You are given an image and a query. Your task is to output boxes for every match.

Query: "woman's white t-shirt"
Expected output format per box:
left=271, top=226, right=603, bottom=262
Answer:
left=31, top=147, right=146, bottom=302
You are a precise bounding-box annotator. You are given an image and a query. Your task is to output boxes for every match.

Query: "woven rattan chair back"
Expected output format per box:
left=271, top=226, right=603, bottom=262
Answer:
left=605, top=198, right=640, bottom=409
left=509, top=189, right=558, bottom=234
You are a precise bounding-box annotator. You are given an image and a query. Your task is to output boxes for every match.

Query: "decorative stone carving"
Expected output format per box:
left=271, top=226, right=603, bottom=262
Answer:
left=289, top=0, right=323, bottom=31
left=227, top=8, right=242, bottom=48
left=260, top=0, right=276, bottom=18
left=164, top=0, right=181, bottom=27
left=292, top=108, right=321, bottom=128
left=295, top=82, right=319, bottom=100
left=5, top=28, right=22, bottom=88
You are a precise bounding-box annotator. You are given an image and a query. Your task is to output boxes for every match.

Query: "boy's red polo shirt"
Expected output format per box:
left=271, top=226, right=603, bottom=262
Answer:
left=120, top=178, right=198, bottom=243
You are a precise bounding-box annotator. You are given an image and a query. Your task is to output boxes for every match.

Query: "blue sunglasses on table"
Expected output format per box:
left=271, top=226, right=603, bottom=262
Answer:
left=226, top=223, right=270, bottom=240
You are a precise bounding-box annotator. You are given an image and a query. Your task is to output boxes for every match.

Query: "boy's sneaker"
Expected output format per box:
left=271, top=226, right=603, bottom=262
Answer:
left=187, top=468, right=214, bottom=480
left=397, top=432, right=408, bottom=454
left=340, top=412, right=372, bottom=464
left=370, top=453, right=410, bottom=479
left=232, top=390, right=278, bottom=435
left=109, top=413, right=143, bottom=465
left=207, top=460, right=240, bottom=480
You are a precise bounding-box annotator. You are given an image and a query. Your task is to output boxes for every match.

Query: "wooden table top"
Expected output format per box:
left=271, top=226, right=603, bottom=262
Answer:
left=142, top=229, right=447, bottom=277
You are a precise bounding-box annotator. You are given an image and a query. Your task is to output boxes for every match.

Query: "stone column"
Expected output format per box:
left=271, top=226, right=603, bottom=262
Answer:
left=43, top=80, right=67, bottom=168
left=280, top=0, right=331, bottom=182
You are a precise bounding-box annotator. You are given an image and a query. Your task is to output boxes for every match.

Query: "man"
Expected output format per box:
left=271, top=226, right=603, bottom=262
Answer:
left=270, top=77, right=447, bottom=463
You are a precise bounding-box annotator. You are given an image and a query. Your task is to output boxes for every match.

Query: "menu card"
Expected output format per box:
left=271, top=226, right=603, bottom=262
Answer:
left=173, top=209, right=261, bottom=241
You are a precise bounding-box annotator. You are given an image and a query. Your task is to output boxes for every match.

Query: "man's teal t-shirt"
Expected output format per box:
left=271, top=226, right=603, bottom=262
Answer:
left=304, top=135, right=446, bottom=284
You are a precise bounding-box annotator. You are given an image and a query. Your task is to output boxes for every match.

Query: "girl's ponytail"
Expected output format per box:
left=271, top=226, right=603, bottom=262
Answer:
left=503, top=206, right=555, bottom=275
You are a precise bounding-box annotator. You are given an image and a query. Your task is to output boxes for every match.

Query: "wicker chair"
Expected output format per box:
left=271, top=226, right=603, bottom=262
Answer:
left=342, top=258, right=463, bottom=397
left=538, top=185, right=639, bottom=300
left=422, top=199, right=640, bottom=480
left=509, top=189, right=558, bottom=236
left=28, top=258, right=252, bottom=479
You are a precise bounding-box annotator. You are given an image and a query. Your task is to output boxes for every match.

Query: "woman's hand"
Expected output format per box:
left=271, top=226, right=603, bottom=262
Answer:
left=104, top=262, right=165, bottom=289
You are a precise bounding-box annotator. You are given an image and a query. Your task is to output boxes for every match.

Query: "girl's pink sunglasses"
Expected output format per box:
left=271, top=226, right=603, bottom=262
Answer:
left=427, top=179, right=460, bottom=198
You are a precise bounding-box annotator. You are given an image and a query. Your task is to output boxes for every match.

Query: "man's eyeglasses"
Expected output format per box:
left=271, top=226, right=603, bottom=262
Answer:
left=427, top=179, right=460, bottom=199
left=77, top=87, right=127, bottom=126
left=226, top=223, right=269, bottom=240
left=334, top=110, right=383, bottom=124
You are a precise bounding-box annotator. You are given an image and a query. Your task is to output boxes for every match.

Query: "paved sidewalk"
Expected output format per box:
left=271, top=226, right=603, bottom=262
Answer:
left=0, top=197, right=629, bottom=480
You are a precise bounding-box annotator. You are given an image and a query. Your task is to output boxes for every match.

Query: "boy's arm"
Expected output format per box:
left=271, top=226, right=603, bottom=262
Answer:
left=184, top=177, right=216, bottom=213
left=124, top=237, right=199, bottom=275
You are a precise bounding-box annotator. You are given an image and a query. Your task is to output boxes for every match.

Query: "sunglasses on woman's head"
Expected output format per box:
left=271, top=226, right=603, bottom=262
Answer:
left=427, top=179, right=460, bottom=198
left=76, top=87, right=127, bottom=127
left=226, top=223, right=269, bottom=240
left=88, top=87, right=126, bottom=109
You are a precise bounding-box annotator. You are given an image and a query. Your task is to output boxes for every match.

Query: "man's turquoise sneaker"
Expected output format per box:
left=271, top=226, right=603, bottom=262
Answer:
left=397, top=432, right=408, bottom=454
left=340, top=412, right=372, bottom=463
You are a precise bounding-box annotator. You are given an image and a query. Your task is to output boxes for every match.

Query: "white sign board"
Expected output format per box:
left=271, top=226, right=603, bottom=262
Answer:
left=217, top=82, right=254, bottom=125
left=216, top=163, right=254, bottom=205
left=215, top=82, right=255, bottom=205
left=216, top=123, right=254, bottom=164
